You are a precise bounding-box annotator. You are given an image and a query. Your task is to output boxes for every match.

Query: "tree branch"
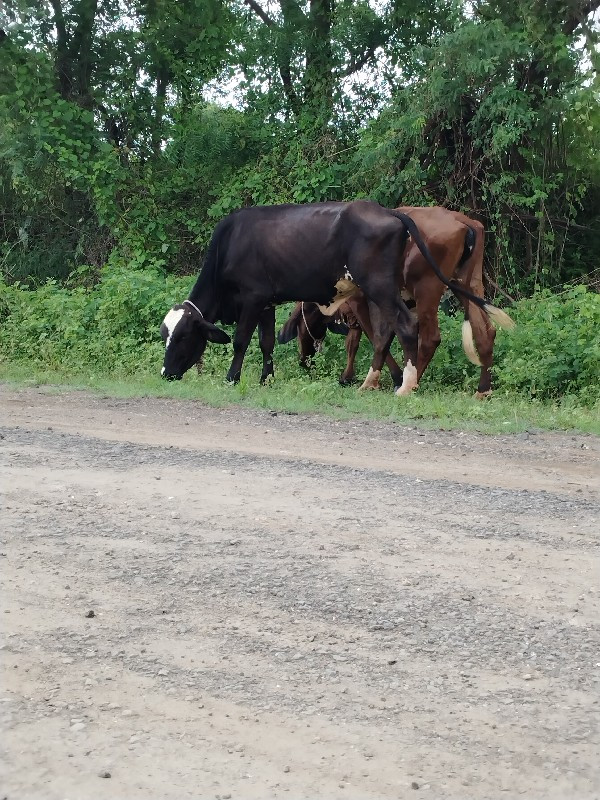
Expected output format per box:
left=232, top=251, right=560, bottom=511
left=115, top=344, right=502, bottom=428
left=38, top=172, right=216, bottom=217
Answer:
left=484, top=273, right=518, bottom=304
left=341, top=46, right=376, bottom=78
left=49, top=0, right=73, bottom=97
left=243, top=0, right=301, bottom=116
left=243, top=0, right=276, bottom=27
left=69, top=0, right=99, bottom=105
left=562, top=0, right=600, bottom=35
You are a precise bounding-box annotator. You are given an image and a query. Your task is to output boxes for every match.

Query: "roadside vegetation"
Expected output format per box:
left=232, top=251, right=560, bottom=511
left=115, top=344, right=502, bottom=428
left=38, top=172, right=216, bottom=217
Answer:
left=1, top=270, right=598, bottom=434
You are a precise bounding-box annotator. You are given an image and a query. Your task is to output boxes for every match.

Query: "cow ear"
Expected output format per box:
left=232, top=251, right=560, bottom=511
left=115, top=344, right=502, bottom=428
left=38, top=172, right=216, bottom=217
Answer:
left=202, top=320, right=231, bottom=344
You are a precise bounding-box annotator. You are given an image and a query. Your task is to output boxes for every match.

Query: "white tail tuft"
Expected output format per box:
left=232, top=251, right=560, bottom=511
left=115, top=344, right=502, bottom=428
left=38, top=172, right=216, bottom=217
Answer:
left=462, top=321, right=482, bottom=366
left=484, top=303, right=516, bottom=330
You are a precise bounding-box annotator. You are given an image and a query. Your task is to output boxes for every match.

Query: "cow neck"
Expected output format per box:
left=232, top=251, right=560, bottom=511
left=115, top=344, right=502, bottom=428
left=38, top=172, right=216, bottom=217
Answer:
left=187, top=283, right=218, bottom=324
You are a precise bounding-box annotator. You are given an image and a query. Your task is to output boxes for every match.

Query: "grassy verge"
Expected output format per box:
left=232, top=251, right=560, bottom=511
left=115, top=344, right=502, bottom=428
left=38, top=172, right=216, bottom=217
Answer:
left=1, top=361, right=598, bottom=435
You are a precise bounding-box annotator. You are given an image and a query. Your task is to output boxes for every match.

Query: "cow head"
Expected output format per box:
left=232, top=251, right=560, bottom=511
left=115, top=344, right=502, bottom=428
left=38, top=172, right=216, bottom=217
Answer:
left=160, top=300, right=230, bottom=380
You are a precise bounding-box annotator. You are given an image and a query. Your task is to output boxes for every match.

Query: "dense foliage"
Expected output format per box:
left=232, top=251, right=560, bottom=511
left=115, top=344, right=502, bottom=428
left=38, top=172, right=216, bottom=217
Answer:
left=1, top=269, right=598, bottom=404
left=1, top=0, right=599, bottom=292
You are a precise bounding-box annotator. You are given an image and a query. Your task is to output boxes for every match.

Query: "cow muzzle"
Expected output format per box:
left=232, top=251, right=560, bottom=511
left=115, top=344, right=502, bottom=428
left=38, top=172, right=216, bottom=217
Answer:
left=161, top=367, right=182, bottom=381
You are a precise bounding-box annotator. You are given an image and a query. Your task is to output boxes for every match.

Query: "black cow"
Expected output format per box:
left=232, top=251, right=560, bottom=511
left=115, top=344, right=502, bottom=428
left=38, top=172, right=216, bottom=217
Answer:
left=160, top=200, right=493, bottom=385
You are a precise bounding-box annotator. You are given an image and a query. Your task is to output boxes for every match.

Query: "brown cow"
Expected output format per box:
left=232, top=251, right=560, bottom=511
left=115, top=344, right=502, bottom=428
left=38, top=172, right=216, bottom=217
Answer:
left=279, top=206, right=512, bottom=398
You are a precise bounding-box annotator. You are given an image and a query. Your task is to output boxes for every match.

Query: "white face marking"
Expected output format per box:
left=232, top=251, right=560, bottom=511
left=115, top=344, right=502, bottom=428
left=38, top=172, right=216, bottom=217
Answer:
left=344, top=269, right=353, bottom=281
left=162, top=308, right=185, bottom=349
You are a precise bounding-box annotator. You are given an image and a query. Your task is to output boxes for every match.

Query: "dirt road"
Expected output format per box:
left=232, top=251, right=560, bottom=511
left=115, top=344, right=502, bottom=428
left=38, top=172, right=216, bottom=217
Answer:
left=1, top=386, right=599, bottom=800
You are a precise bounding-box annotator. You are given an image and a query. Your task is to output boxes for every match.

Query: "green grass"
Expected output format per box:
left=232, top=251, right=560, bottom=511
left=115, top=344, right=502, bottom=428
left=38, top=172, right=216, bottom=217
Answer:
left=1, top=361, right=598, bottom=435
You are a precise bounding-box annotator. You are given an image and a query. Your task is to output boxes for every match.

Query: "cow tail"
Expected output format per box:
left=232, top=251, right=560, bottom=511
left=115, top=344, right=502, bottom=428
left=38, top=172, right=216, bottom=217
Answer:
left=278, top=302, right=303, bottom=344
left=458, top=226, right=482, bottom=367
left=388, top=210, right=515, bottom=331
left=462, top=320, right=481, bottom=367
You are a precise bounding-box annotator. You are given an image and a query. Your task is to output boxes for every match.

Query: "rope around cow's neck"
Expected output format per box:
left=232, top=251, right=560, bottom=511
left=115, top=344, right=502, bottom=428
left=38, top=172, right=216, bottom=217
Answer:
left=183, top=299, right=204, bottom=318
left=301, top=302, right=323, bottom=352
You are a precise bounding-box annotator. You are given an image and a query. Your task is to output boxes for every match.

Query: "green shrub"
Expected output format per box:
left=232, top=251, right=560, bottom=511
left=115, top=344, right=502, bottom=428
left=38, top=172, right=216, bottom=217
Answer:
left=1, top=269, right=598, bottom=406
left=494, top=285, right=600, bottom=403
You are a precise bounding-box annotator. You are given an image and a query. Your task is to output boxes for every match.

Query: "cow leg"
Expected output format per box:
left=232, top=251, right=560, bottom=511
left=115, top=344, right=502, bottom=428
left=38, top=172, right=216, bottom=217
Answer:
left=461, top=303, right=496, bottom=398
left=384, top=350, right=404, bottom=390
left=348, top=298, right=404, bottom=389
left=339, top=327, right=361, bottom=385
left=398, top=282, right=444, bottom=395
left=298, top=324, right=316, bottom=369
left=393, top=311, right=420, bottom=395
left=359, top=300, right=407, bottom=390
left=359, top=297, right=418, bottom=392
left=404, top=307, right=441, bottom=395
left=226, top=302, right=264, bottom=384
left=258, top=306, right=276, bottom=384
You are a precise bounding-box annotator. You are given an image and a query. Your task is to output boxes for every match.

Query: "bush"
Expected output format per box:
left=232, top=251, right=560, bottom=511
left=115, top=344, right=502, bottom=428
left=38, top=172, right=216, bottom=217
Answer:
left=493, top=285, right=600, bottom=403
left=0, top=269, right=598, bottom=405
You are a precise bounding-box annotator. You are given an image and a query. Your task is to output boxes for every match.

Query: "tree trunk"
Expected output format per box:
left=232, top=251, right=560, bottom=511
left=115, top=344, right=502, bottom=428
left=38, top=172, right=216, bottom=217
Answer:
left=303, top=0, right=334, bottom=130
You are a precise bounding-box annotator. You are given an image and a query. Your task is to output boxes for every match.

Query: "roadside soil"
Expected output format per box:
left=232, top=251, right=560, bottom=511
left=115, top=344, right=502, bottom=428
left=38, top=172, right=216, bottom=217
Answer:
left=1, top=385, right=599, bottom=800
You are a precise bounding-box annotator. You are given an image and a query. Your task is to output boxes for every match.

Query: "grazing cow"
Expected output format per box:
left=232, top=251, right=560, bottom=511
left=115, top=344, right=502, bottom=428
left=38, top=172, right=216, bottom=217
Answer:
left=278, top=206, right=513, bottom=397
left=160, top=201, right=464, bottom=385
left=160, top=201, right=512, bottom=387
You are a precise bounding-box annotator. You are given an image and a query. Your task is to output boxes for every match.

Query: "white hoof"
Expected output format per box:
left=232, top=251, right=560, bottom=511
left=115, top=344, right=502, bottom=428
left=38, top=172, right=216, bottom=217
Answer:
left=395, top=361, right=418, bottom=396
left=359, top=368, right=381, bottom=390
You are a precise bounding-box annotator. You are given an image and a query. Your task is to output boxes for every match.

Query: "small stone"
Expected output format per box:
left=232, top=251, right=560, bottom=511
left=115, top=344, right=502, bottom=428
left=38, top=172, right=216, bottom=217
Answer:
left=387, top=659, right=397, bottom=666
left=85, top=610, right=95, bottom=618
left=411, top=782, right=420, bottom=790
left=283, top=765, right=291, bottom=773
left=98, top=770, right=111, bottom=778
left=70, top=722, right=86, bottom=732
